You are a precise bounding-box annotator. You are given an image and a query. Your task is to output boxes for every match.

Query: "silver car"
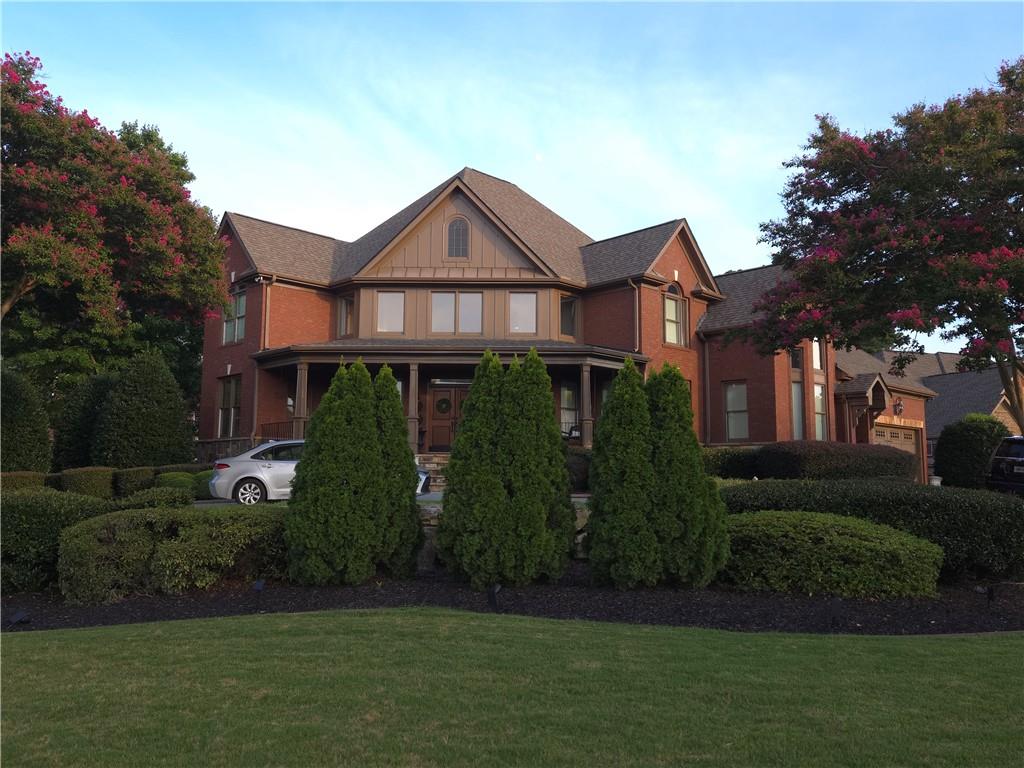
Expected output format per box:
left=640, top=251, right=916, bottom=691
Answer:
left=210, top=440, right=430, bottom=505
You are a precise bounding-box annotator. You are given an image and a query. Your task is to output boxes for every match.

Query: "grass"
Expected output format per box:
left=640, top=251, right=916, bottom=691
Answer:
left=3, top=608, right=1021, bottom=767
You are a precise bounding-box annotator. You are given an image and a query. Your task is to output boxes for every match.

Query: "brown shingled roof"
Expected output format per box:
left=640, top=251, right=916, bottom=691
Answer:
left=223, top=212, right=348, bottom=285
left=699, top=264, right=788, bottom=333
left=579, top=220, right=683, bottom=286
left=834, top=348, right=937, bottom=397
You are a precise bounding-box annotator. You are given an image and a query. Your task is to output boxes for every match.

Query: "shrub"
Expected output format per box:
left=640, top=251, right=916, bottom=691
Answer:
left=44, top=473, right=63, bottom=489
left=285, top=360, right=385, bottom=585
left=722, top=511, right=942, bottom=598
left=646, top=364, right=728, bottom=586
left=1, top=488, right=111, bottom=591
left=1, top=368, right=51, bottom=472
left=53, top=373, right=118, bottom=471
left=934, top=413, right=1012, bottom=488
left=60, top=466, right=115, bottom=498
left=566, top=447, right=591, bottom=493
left=1, top=471, right=45, bottom=491
left=702, top=446, right=759, bottom=479
left=91, top=352, right=193, bottom=468
left=113, top=466, right=155, bottom=497
left=58, top=506, right=286, bottom=604
left=111, top=486, right=194, bottom=510
left=720, top=479, right=1024, bottom=578
left=155, top=463, right=211, bottom=475
left=755, top=441, right=917, bottom=481
left=373, top=365, right=421, bottom=576
left=155, top=472, right=195, bottom=490
left=192, top=470, right=215, bottom=501
left=587, top=358, right=661, bottom=588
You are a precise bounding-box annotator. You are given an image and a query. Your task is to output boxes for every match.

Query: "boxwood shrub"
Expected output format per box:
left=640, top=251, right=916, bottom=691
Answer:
left=111, top=486, right=195, bottom=510
left=58, top=506, right=287, bottom=604
left=113, top=466, right=155, bottom=497
left=755, top=441, right=917, bottom=481
left=1, top=471, right=46, bottom=491
left=702, top=446, right=759, bottom=479
left=934, top=414, right=1011, bottom=488
left=60, top=466, right=115, bottom=498
left=155, top=463, right=213, bottom=475
left=192, top=470, right=215, bottom=500
left=722, top=511, right=942, bottom=598
left=720, top=479, right=1024, bottom=578
left=44, top=473, right=63, bottom=490
left=155, top=471, right=196, bottom=490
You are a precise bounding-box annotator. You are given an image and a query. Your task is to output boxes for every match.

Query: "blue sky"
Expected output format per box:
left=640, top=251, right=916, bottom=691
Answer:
left=4, top=2, right=1022, bottom=351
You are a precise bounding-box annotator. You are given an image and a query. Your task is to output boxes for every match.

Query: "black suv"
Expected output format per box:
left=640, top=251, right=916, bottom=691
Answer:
left=987, top=436, right=1024, bottom=495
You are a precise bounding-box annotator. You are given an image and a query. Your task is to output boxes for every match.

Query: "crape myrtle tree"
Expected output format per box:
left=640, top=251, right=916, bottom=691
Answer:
left=646, top=363, right=729, bottom=586
left=373, top=364, right=422, bottom=576
left=1, top=52, right=227, bottom=404
left=52, top=371, right=118, bottom=470
left=746, top=58, right=1024, bottom=432
left=0, top=367, right=52, bottom=472
left=285, top=360, right=386, bottom=585
left=586, top=358, right=661, bottom=588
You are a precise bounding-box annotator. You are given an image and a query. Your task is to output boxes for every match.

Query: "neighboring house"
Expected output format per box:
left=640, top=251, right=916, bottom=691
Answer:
left=197, top=168, right=929, bottom=480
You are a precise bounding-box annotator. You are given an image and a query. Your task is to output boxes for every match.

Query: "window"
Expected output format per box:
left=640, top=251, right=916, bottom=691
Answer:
left=789, top=347, right=803, bottom=370
left=814, top=383, right=827, bottom=440
left=447, top=218, right=469, bottom=258
left=812, top=338, right=825, bottom=370
left=725, top=383, right=749, bottom=441
left=338, top=296, right=354, bottom=336
left=218, top=376, right=242, bottom=438
left=431, top=292, right=456, bottom=333
left=253, top=443, right=303, bottom=462
left=560, top=383, right=579, bottom=438
left=560, top=295, right=578, bottom=336
left=432, top=292, right=482, bottom=334
left=458, top=292, right=482, bottom=334
left=663, top=285, right=686, bottom=346
left=376, top=292, right=405, bottom=333
left=791, top=381, right=805, bottom=439
left=222, top=291, right=246, bottom=344
left=509, top=292, right=537, bottom=334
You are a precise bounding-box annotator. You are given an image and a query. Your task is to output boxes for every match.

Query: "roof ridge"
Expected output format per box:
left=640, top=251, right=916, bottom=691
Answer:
left=582, top=219, right=682, bottom=248
left=713, top=263, right=784, bottom=279
left=460, top=166, right=516, bottom=185
left=226, top=212, right=347, bottom=244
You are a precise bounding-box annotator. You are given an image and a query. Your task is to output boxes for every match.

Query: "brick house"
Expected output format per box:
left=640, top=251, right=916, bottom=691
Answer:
left=198, top=168, right=931, bottom=480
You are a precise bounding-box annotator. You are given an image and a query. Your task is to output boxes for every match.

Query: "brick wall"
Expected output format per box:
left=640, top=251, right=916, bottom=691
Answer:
left=265, top=283, right=335, bottom=348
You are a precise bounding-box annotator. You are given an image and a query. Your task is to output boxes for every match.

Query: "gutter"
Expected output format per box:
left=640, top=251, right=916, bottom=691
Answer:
left=627, top=278, right=640, bottom=353
left=697, top=326, right=711, bottom=443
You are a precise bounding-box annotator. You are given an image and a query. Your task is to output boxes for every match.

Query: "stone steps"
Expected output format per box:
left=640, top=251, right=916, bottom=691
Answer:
left=416, top=453, right=450, bottom=492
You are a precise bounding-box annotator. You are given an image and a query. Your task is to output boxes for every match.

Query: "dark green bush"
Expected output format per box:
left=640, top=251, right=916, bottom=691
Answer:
left=113, top=466, right=155, bottom=497
left=155, top=463, right=212, bottom=475
left=60, top=467, right=115, bottom=499
left=756, top=441, right=917, bottom=481
left=155, top=471, right=196, bottom=490
left=44, top=473, right=63, bottom=489
left=192, top=470, right=215, bottom=501
left=2, top=471, right=45, bottom=491
left=722, top=511, right=942, bottom=598
left=1, top=489, right=111, bottom=591
left=58, top=506, right=286, bottom=604
left=91, top=352, right=194, bottom=468
left=720, top=479, right=1024, bottom=578
left=702, top=446, right=759, bottom=479
left=53, top=373, right=118, bottom=471
left=111, top=486, right=194, bottom=510
left=1, top=368, right=51, bottom=472
left=934, top=413, right=1012, bottom=489
left=567, top=447, right=591, bottom=493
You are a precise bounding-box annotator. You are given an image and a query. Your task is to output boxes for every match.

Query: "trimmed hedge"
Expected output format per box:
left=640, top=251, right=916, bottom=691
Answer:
left=155, top=471, right=197, bottom=490
left=720, top=479, right=1024, bottom=578
left=722, top=511, right=942, bottom=598
left=702, top=446, right=759, bottom=479
left=934, top=413, right=1011, bottom=489
left=192, top=470, right=215, bottom=500
left=1, top=471, right=45, bottom=491
left=58, top=506, right=286, bottom=604
left=44, top=473, right=63, bottom=490
left=111, top=487, right=195, bottom=510
left=113, top=466, right=155, bottom=497
left=155, top=463, right=212, bottom=475
left=60, top=467, right=115, bottom=499
left=0, top=368, right=51, bottom=472
left=755, top=441, right=917, bottom=481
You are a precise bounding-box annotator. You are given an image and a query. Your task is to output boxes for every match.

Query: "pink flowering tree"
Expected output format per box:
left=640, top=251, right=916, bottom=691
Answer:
left=745, top=58, right=1024, bottom=431
left=1, top=52, right=227, bottom=405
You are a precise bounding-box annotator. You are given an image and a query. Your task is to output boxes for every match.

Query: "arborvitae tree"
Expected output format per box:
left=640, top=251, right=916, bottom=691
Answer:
left=374, top=364, right=421, bottom=576
left=437, top=350, right=511, bottom=589
left=646, top=364, right=729, bottom=586
left=52, top=372, right=118, bottom=470
left=587, top=358, right=661, bottom=588
left=0, top=368, right=52, bottom=472
left=90, top=353, right=192, bottom=468
left=286, top=360, right=386, bottom=585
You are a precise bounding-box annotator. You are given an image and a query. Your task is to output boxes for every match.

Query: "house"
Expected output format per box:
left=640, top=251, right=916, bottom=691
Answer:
left=197, top=167, right=930, bottom=480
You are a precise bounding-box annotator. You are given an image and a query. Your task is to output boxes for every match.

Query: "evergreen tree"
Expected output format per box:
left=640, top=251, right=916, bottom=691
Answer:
left=646, top=364, right=729, bottom=586
left=0, top=367, right=51, bottom=472
left=586, top=358, right=661, bottom=588
left=437, top=350, right=511, bottom=589
left=374, top=364, right=422, bottom=576
left=52, top=372, right=118, bottom=470
left=285, top=360, right=386, bottom=585
left=90, top=352, right=192, bottom=468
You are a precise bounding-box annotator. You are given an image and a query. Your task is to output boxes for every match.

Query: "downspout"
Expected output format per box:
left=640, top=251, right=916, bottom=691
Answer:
left=627, top=278, right=640, bottom=353
left=249, top=274, right=275, bottom=444
left=698, top=328, right=711, bottom=443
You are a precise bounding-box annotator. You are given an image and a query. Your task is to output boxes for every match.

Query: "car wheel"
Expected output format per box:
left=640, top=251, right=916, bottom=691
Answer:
left=234, top=478, right=267, bottom=505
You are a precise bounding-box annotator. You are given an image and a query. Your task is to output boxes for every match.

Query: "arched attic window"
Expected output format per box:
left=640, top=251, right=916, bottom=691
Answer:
left=663, top=283, right=688, bottom=346
left=447, top=218, right=469, bottom=258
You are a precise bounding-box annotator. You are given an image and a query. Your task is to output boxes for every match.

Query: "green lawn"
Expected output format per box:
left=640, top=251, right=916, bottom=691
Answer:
left=3, top=609, right=1021, bottom=767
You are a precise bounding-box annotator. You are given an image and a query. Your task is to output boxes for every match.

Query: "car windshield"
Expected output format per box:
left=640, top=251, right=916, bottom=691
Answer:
left=994, top=440, right=1024, bottom=459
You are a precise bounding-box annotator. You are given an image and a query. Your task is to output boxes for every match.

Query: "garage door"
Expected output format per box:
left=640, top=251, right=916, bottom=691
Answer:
left=872, top=426, right=918, bottom=455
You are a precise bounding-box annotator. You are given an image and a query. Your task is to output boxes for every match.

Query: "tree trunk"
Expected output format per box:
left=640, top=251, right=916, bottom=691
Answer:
left=1, top=275, right=36, bottom=319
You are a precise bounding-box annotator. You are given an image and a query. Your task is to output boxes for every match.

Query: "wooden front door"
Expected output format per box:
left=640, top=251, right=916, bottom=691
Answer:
left=428, top=387, right=469, bottom=451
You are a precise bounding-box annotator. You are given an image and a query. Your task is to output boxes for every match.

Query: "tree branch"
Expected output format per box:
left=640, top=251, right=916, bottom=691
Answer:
left=1, top=276, right=36, bottom=319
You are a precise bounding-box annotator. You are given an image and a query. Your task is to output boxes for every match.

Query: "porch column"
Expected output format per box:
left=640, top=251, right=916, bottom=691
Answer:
left=581, top=363, right=594, bottom=448
left=407, top=363, right=420, bottom=453
left=293, top=362, right=308, bottom=439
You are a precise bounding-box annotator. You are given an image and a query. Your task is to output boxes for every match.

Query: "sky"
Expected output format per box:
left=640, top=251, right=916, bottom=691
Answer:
left=4, top=2, right=1022, bottom=352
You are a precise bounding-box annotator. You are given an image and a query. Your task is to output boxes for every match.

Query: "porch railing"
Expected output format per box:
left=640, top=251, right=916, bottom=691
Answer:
left=561, top=421, right=581, bottom=440
left=259, top=419, right=307, bottom=440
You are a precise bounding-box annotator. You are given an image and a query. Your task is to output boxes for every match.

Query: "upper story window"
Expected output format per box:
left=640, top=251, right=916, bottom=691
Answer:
left=509, top=292, right=537, bottom=334
left=376, top=291, right=405, bottom=333
left=458, top=292, right=483, bottom=334
left=812, top=338, right=825, bottom=370
left=338, top=295, right=355, bottom=337
left=664, top=284, right=687, bottom=346
left=814, top=383, right=827, bottom=440
left=790, top=347, right=804, bottom=370
left=447, top=218, right=469, bottom=258
left=431, top=291, right=483, bottom=334
left=560, top=295, right=578, bottom=336
left=222, top=291, right=246, bottom=344
left=725, top=382, right=749, bottom=441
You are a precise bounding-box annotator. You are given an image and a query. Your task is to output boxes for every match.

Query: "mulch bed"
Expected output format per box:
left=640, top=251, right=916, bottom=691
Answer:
left=3, top=562, right=1022, bottom=636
